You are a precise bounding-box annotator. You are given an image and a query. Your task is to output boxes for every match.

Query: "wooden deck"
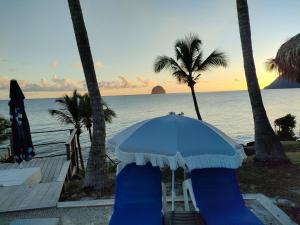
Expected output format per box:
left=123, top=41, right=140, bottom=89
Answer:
left=0, top=156, right=70, bottom=213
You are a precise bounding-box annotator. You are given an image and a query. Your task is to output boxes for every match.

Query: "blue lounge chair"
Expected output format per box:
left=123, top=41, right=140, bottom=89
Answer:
left=109, top=163, right=163, bottom=225
left=190, top=168, right=263, bottom=225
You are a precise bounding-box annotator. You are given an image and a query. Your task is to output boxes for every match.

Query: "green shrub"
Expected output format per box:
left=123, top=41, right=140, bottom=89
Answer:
left=275, top=114, right=296, bottom=141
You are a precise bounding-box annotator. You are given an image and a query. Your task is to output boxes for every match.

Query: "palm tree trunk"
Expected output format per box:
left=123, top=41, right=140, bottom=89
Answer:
left=76, top=132, right=85, bottom=171
left=68, top=0, right=109, bottom=190
left=189, top=85, right=202, bottom=120
left=236, top=0, right=287, bottom=162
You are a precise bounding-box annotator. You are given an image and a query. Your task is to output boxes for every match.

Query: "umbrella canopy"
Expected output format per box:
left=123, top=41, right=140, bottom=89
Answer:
left=9, top=80, right=35, bottom=163
left=268, top=33, right=300, bottom=82
left=107, top=113, right=246, bottom=172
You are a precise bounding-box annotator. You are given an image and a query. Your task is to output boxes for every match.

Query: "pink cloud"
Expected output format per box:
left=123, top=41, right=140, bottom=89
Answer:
left=0, top=75, right=158, bottom=92
left=72, top=61, right=104, bottom=70
left=99, top=76, right=157, bottom=89
left=50, top=60, right=59, bottom=69
left=0, top=76, right=10, bottom=89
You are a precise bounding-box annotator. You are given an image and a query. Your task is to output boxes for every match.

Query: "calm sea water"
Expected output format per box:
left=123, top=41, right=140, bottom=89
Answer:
left=1, top=89, right=300, bottom=160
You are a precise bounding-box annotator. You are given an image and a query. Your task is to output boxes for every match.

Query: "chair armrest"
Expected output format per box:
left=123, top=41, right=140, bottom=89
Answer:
left=162, top=182, right=167, bottom=212
left=182, top=179, right=199, bottom=212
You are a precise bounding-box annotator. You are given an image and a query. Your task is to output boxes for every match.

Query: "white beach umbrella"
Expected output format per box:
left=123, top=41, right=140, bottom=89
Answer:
left=107, top=113, right=246, bottom=211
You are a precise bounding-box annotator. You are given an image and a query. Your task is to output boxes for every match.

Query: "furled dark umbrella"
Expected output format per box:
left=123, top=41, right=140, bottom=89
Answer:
left=267, top=33, right=300, bottom=82
left=9, top=80, right=34, bottom=163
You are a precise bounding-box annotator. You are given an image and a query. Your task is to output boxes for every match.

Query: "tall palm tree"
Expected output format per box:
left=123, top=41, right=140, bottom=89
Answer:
left=80, top=93, right=116, bottom=141
left=68, top=0, right=109, bottom=190
left=154, top=34, right=227, bottom=120
left=236, top=0, right=287, bottom=162
left=49, top=90, right=85, bottom=171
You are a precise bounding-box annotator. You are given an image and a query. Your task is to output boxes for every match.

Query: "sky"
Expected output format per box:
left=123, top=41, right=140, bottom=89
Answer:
left=0, top=0, right=299, bottom=99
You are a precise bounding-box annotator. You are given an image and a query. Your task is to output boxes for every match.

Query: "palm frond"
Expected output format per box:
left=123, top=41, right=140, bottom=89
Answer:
left=104, top=108, right=116, bottom=123
left=154, top=56, right=185, bottom=74
left=265, top=58, right=277, bottom=72
left=194, top=74, right=201, bottom=81
left=192, top=51, right=203, bottom=72
left=172, top=70, right=189, bottom=84
left=79, top=93, right=116, bottom=126
left=103, top=101, right=116, bottom=123
left=64, top=90, right=81, bottom=123
left=189, top=34, right=202, bottom=58
left=48, top=109, right=74, bottom=125
left=154, top=56, right=173, bottom=73
left=175, top=40, right=191, bottom=71
left=175, top=34, right=202, bottom=73
left=197, top=50, right=228, bottom=71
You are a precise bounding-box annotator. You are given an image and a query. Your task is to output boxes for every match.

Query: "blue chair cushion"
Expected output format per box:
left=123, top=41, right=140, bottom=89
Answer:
left=109, top=204, right=163, bottom=225
left=109, top=163, right=163, bottom=225
left=191, top=168, right=263, bottom=225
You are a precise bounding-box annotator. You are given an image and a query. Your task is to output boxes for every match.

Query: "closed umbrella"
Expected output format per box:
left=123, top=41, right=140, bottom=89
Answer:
left=107, top=113, right=246, bottom=211
left=9, top=80, right=35, bottom=163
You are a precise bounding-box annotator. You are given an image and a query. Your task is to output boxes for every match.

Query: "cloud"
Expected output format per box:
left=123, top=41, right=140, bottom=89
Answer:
left=71, top=63, right=82, bottom=69
left=136, top=76, right=156, bottom=87
left=50, top=60, right=59, bottom=69
left=0, top=75, right=158, bottom=92
left=94, top=61, right=104, bottom=69
left=0, top=76, right=10, bottom=89
left=0, top=75, right=84, bottom=92
left=99, top=76, right=157, bottom=89
left=50, top=75, right=83, bottom=91
left=72, top=61, right=104, bottom=70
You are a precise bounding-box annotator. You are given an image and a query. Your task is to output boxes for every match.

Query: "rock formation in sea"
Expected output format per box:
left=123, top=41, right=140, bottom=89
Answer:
left=264, top=76, right=300, bottom=89
left=151, top=85, right=166, bottom=94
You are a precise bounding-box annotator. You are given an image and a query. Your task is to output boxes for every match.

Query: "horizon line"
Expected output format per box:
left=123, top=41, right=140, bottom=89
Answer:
left=0, top=88, right=279, bottom=101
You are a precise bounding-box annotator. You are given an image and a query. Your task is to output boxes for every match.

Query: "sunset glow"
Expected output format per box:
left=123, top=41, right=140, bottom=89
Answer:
left=0, top=0, right=299, bottom=99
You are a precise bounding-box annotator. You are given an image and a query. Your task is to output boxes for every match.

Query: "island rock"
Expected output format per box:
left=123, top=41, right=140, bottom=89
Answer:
left=151, top=85, right=166, bottom=94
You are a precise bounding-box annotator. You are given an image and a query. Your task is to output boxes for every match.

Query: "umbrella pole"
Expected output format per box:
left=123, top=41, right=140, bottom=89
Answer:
left=171, top=170, right=175, bottom=212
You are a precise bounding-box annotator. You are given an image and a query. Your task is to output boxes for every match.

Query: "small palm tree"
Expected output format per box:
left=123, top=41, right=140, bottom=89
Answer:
left=80, top=93, right=116, bottom=141
left=49, top=90, right=116, bottom=172
left=49, top=90, right=81, bottom=129
left=49, top=90, right=85, bottom=170
left=154, top=34, right=228, bottom=120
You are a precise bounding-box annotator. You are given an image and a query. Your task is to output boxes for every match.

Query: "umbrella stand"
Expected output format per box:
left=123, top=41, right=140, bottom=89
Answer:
left=171, top=169, right=175, bottom=212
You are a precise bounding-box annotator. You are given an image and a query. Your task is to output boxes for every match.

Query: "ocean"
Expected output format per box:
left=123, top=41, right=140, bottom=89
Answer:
left=1, top=89, right=299, bottom=161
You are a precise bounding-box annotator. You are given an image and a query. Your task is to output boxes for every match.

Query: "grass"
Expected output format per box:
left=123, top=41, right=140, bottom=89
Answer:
left=282, top=141, right=300, bottom=152
left=287, top=152, right=300, bottom=165
left=237, top=152, right=300, bottom=223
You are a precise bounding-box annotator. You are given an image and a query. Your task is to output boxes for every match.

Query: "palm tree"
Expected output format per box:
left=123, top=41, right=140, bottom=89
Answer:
left=49, top=91, right=116, bottom=172
left=80, top=93, right=116, bottom=141
left=49, top=90, right=85, bottom=171
left=0, top=116, right=9, bottom=143
left=236, top=0, right=287, bottom=162
left=154, top=34, right=227, bottom=120
left=68, top=0, right=109, bottom=190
